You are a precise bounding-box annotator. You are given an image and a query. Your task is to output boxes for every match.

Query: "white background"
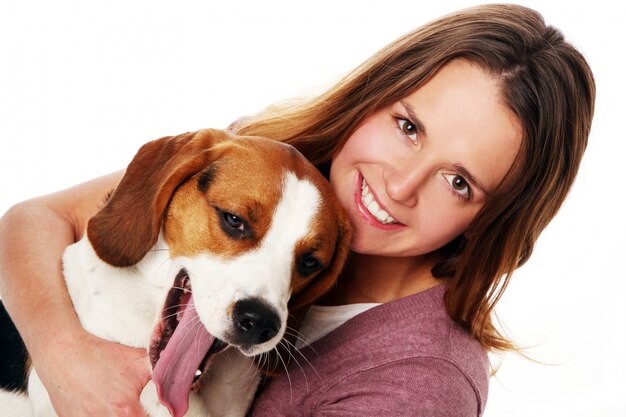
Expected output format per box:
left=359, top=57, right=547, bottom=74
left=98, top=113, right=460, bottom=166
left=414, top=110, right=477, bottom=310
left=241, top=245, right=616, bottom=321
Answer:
left=0, top=1, right=623, bottom=416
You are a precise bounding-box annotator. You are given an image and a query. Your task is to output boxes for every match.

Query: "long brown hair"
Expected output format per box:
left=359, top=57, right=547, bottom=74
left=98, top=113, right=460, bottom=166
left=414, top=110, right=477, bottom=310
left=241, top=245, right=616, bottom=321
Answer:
left=236, top=4, right=595, bottom=351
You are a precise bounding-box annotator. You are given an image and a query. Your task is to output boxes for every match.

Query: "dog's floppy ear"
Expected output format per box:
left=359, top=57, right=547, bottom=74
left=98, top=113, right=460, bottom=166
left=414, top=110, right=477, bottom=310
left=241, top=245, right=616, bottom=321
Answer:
left=289, top=209, right=353, bottom=311
left=87, top=128, right=231, bottom=267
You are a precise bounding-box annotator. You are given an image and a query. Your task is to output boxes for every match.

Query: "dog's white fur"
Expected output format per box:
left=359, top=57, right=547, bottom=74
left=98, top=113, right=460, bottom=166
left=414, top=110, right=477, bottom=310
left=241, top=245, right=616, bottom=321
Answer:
left=10, top=172, right=322, bottom=417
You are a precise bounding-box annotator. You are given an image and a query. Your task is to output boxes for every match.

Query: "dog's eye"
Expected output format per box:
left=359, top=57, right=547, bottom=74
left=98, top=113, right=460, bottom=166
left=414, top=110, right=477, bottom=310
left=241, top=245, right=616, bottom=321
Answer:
left=216, top=208, right=251, bottom=239
left=297, top=253, right=323, bottom=277
left=224, top=213, right=244, bottom=230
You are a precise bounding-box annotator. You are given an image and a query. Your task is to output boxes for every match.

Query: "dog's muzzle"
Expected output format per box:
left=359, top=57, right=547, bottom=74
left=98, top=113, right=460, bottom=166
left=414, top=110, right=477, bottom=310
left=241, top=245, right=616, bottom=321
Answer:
left=148, top=270, right=284, bottom=417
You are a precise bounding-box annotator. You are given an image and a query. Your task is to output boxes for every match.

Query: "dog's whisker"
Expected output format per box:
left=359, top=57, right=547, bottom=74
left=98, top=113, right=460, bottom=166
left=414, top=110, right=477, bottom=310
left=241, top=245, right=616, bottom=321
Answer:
left=282, top=338, right=321, bottom=388
left=192, top=319, right=209, bottom=352
left=251, top=353, right=263, bottom=374
left=168, top=285, right=193, bottom=293
left=151, top=255, right=172, bottom=285
left=177, top=315, right=206, bottom=345
left=273, top=346, right=293, bottom=403
left=177, top=316, right=200, bottom=340
left=280, top=339, right=310, bottom=393
left=269, top=347, right=282, bottom=375
left=257, top=352, right=267, bottom=370
left=261, top=351, right=273, bottom=376
left=284, top=328, right=319, bottom=357
left=254, top=353, right=265, bottom=377
left=284, top=325, right=305, bottom=339
left=162, top=301, right=194, bottom=312
left=160, top=304, right=196, bottom=321
left=162, top=302, right=192, bottom=312
left=245, top=355, right=263, bottom=390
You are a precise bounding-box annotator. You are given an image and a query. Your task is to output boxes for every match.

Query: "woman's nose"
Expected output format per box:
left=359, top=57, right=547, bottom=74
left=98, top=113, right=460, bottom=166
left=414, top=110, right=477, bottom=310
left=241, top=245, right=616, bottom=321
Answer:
left=384, top=160, right=428, bottom=207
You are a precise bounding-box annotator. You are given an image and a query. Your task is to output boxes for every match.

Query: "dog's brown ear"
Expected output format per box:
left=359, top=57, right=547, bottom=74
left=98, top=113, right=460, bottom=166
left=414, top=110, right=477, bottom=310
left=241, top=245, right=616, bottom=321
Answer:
left=87, top=128, right=231, bottom=266
left=289, top=208, right=353, bottom=311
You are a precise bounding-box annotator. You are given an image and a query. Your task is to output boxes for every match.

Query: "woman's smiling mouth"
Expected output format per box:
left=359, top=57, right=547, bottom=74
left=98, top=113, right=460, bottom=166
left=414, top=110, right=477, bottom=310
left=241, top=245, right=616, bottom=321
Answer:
left=361, top=178, right=397, bottom=224
left=355, top=174, right=404, bottom=229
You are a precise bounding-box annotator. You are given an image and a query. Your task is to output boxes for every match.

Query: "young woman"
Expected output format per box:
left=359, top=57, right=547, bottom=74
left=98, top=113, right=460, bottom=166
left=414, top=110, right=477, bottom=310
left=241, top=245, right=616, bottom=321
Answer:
left=0, top=4, right=594, bottom=417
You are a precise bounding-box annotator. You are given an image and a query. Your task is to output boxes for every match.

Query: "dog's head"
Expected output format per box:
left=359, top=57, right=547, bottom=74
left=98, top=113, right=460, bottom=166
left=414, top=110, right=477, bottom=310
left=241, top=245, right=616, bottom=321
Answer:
left=87, top=128, right=351, bottom=416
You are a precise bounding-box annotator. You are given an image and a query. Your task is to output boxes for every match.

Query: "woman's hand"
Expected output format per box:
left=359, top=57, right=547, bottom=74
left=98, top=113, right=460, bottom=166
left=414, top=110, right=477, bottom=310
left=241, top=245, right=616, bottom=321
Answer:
left=0, top=170, right=144, bottom=416
left=35, top=329, right=152, bottom=417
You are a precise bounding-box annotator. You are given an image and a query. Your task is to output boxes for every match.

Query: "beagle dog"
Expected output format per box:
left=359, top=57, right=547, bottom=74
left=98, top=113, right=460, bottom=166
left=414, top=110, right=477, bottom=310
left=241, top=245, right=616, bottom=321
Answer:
left=0, top=128, right=351, bottom=417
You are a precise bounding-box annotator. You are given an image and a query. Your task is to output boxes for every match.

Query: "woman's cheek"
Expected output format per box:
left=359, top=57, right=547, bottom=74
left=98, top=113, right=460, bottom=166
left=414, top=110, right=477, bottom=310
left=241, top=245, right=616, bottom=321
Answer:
left=416, top=202, right=474, bottom=251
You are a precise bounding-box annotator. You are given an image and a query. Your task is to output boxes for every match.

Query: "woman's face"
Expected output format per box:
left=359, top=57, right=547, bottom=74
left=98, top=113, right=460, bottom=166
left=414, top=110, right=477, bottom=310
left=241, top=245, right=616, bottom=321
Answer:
left=330, top=59, right=523, bottom=257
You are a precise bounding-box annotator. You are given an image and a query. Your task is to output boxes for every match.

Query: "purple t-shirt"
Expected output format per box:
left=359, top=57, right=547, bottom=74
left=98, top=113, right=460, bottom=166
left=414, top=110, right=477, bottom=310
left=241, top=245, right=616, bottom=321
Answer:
left=248, top=285, right=489, bottom=416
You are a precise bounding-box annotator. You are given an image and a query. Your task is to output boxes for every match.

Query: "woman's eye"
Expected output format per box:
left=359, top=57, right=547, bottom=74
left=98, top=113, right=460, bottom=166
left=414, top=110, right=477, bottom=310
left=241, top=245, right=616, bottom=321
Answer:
left=396, top=118, right=418, bottom=143
left=443, top=174, right=471, bottom=200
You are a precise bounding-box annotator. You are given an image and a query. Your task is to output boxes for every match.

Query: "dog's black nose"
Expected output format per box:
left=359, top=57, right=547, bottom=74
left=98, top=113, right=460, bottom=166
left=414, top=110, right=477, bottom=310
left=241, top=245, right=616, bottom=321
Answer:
left=232, top=299, right=280, bottom=345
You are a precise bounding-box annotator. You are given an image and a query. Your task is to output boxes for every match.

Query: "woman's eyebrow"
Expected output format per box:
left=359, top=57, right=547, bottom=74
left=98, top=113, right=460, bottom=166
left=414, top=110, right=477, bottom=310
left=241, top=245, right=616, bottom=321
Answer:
left=454, top=164, right=488, bottom=196
left=400, top=100, right=427, bottom=136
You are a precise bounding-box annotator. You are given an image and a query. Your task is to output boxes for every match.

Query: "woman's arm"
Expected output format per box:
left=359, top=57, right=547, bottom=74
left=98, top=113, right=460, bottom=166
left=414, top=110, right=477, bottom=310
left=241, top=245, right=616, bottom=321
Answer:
left=0, top=171, right=151, bottom=417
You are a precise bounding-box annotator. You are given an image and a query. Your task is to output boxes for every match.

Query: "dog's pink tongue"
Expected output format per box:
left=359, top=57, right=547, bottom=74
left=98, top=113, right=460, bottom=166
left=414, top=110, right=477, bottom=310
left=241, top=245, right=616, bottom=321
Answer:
left=153, top=296, right=214, bottom=417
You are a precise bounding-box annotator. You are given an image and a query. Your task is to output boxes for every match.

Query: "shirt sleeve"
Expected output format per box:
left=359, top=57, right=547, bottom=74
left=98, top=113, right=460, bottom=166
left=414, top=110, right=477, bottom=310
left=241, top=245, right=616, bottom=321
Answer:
left=313, top=357, right=482, bottom=417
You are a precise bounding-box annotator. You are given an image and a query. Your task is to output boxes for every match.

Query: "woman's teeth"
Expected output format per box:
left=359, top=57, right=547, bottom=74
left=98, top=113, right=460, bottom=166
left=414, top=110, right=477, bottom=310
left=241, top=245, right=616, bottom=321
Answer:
left=361, top=179, right=398, bottom=224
